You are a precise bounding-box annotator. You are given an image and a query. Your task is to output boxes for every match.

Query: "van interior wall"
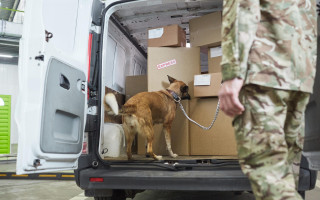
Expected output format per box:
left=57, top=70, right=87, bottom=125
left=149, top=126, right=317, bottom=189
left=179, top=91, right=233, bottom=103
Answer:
left=103, top=21, right=147, bottom=93
left=100, top=20, right=147, bottom=158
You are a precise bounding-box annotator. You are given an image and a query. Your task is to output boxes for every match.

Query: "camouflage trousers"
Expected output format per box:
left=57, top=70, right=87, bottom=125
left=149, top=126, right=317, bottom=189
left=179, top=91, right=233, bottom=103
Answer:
left=233, top=84, right=310, bottom=200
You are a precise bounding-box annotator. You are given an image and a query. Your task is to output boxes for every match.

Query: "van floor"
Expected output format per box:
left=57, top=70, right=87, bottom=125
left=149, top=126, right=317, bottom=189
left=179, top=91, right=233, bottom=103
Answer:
left=104, top=155, right=238, bottom=161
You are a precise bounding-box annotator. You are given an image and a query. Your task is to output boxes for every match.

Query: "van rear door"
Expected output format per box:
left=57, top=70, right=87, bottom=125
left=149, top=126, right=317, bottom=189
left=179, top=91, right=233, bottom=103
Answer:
left=304, top=47, right=320, bottom=171
left=16, top=0, right=93, bottom=174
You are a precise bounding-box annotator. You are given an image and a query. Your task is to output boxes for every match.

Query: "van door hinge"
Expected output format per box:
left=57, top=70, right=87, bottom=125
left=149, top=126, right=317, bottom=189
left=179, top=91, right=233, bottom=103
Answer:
left=90, top=24, right=101, bottom=34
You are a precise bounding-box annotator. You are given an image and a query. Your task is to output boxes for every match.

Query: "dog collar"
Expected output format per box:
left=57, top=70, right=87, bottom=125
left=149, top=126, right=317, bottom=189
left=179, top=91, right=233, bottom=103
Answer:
left=166, top=89, right=181, bottom=102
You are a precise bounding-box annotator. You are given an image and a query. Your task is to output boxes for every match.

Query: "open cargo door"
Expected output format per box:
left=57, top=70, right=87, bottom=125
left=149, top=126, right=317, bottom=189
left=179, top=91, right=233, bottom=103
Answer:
left=304, top=35, right=320, bottom=171
left=16, top=0, right=93, bottom=174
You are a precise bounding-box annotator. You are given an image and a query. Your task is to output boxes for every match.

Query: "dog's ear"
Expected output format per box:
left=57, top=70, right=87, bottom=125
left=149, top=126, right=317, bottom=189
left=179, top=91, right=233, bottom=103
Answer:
left=167, top=75, right=177, bottom=84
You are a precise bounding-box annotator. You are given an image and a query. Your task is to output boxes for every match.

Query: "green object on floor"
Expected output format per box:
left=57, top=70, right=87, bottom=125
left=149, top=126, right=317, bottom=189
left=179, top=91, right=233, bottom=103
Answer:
left=0, top=95, right=11, bottom=154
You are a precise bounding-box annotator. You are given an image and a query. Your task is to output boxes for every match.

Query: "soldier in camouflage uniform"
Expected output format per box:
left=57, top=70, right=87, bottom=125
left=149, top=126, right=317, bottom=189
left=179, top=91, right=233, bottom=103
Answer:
left=218, top=0, right=317, bottom=200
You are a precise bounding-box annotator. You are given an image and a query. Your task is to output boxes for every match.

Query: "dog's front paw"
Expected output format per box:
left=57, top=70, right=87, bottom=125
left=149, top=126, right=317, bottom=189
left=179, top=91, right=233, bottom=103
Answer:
left=170, top=153, right=178, bottom=158
left=155, top=155, right=163, bottom=160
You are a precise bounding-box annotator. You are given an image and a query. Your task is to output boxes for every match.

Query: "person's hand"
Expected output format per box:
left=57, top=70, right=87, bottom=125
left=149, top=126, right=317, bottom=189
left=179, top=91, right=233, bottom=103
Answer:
left=218, top=78, right=245, bottom=117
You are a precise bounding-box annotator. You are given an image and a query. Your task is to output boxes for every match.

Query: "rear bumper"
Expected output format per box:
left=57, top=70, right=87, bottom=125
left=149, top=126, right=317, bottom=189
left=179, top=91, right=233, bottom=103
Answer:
left=75, top=154, right=316, bottom=192
left=76, top=166, right=315, bottom=192
left=78, top=167, right=251, bottom=191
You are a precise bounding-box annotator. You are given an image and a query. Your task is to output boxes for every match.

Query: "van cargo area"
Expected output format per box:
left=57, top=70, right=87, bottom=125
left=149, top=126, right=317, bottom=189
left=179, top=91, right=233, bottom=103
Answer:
left=99, top=0, right=237, bottom=162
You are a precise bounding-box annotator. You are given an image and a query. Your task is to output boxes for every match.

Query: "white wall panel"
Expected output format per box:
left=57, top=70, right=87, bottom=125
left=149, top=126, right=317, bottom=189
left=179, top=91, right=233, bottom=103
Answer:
left=104, top=21, right=147, bottom=93
left=113, top=44, right=126, bottom=92
left=104, top=36, right=117, bottom=88
left=0, top=64, right=19, bottom=144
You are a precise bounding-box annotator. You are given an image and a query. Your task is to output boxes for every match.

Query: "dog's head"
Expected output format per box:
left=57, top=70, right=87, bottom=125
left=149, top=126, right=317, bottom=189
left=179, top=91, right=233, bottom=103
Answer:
left=167, top=75, right=191, bottom=100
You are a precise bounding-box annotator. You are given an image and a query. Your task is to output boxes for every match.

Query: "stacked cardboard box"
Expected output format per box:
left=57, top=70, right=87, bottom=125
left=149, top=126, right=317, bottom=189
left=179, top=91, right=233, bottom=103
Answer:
left=190, top=72, right=237, bottom=156
left=189, top=12, right=222, bottom=48
left=208, top=47, right=222, bottom=73
left=148, top=24, right=186, bottom=47
left=189, top=98, right=237, bottom=155
left=125, top=15, right=237, bottom=157
left=190, top=73, right=237, bottom=156
left=125, top=75, right=147, bottom=101
left=141, top=47, right=200, bottom=156
left=189, top=12, right=237, bottom=156
left=194, top=73, right=222, bottom=97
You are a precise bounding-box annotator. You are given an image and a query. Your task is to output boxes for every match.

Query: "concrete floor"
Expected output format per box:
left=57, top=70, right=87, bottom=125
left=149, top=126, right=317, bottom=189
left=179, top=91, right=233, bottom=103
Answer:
left=0, top=178, right=319, bottom=200
left=0, top=159, right=319, bottom=200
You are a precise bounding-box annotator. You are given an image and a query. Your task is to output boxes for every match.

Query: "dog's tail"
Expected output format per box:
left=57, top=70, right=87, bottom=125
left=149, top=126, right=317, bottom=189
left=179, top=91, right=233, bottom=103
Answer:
left=104, top=93, right=119, bottom=115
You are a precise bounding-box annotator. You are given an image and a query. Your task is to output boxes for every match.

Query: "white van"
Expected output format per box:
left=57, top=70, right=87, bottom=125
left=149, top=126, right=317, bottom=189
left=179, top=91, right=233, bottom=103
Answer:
left=15, top=0, right=320, bottom=199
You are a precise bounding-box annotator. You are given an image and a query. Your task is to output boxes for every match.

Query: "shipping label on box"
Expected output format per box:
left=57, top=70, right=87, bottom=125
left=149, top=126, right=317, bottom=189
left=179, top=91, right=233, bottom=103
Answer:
left=194, top=73, right=222, bottom=97
left=210, top=47, right=222, bottom=58
left=148, top=28, right=164, bottom=39
left=194, top=74, right=211, bottom=86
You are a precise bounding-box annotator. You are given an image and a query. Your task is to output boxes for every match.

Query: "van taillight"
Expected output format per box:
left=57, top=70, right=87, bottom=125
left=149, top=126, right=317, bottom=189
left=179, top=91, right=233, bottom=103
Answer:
left=87, top=33, right=93, bottom=82
left=82, top=142, right=88, bottom=154
left=82, top=132, right=88, bottom=154
left=87, top=33, right=93, bottom=99
left=90, top=177, right=104, bottom=182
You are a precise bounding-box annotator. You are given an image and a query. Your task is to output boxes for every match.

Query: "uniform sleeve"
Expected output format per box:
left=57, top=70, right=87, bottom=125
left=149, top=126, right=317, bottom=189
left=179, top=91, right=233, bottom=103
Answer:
left=221, top=0, right=261, bottom=81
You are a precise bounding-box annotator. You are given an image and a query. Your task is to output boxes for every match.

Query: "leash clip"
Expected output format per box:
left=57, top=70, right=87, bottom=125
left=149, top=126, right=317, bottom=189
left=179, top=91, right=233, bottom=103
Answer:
left=166, top=89, right=181, bottom=103
left=174, top=96, right=181, bottom=103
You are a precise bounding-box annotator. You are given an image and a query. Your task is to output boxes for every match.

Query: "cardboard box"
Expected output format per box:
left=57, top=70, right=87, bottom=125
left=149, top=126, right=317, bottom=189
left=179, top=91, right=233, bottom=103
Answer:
left=137, top=105, right=190, bottom=156
left=208, top=56, right=222, bottom=73
left=194, top=73, right=222, bottom=97
left=189, top=12, right=222, bottom=47
left=189, top=98, right=238, bottom=156
left=104, top=87, right=125, bottom=124
left=125, top=75, right=148, bottom=100
left=208, top=47, right=222, bottom=73
left=137, top=47, right=201, bottom=156
left=148, top=24, right=186, bottom=47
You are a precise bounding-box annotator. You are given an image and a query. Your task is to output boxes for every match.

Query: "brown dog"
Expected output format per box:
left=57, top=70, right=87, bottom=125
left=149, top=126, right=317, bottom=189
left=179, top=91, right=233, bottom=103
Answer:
left=104, top=76, right=190, bottom=160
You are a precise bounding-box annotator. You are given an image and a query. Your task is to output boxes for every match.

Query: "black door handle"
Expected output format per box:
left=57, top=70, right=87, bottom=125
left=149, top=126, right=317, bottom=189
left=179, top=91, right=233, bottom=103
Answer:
left=60, top=74, right=70, bottom=90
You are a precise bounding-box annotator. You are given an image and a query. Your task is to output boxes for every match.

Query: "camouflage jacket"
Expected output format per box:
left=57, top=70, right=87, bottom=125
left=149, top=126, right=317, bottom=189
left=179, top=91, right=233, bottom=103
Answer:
left=221, top=0, right=317, bottom=93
